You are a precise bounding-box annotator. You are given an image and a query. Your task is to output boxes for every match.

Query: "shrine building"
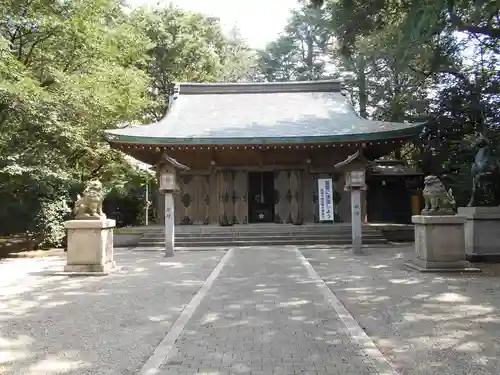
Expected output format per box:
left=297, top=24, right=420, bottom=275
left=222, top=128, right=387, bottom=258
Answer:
left=104, top=80, right=424, bottom=226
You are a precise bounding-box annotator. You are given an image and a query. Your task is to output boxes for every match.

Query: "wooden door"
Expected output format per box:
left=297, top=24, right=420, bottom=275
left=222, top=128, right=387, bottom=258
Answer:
left=217, top=170, right=234, bottom=225
left=175, top=174, right=210, bottom=225
left=289, top=170, right=303, bottom=224
left=274, top=170, right=290, bottom=223
left=193, top=175, right=210, bottom=225
left=274, top=170, right=303, bottom=224
left=233, top=170, right=248, bottom=224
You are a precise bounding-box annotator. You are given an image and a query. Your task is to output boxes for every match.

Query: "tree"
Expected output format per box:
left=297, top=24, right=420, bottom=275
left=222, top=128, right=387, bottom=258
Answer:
left=0, top=1, right=254, bottom=246
left=319, top=0, right=499, bottom=204
left=253, top=1, right=337, bottom=82
left=0, top=0, right=153, bottom=245
left=255, top=36, right=299, bottom=82
left=218, top=26, right=256, bottom=83
left=134, top=6, right=254, bottom=120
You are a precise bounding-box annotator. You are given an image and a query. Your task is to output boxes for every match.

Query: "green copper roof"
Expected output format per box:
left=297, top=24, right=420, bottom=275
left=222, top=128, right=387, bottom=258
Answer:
left=105, top=81, right=425, bottom=145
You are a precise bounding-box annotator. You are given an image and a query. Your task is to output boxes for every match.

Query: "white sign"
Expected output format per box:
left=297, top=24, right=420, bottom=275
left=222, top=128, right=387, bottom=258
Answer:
left=318, top=178, right=334, bottom=222
left=350, top=170, right=365, bottom=187
left=160, top=172, right=176, bottom=191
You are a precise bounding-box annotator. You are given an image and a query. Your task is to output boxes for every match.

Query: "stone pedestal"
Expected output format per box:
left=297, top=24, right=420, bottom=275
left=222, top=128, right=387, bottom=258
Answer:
left=405, top=215, right=479, bottom=272
left=164, top=192, right=175, bottom=257
left=457, top=206, right=500, bottom=260
left=63, top=218, right=116, bottom=275
left=350, top=188, right=363, bottom=254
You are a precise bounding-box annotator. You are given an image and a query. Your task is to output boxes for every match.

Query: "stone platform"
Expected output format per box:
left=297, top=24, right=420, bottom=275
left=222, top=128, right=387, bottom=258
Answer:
left=64, top=218, right=116, bottom=275
left=458, top=206, right=500, bottom=261
left=405, top=215, right=479, bottom=272
left=135, top=223, right=390, bottom=248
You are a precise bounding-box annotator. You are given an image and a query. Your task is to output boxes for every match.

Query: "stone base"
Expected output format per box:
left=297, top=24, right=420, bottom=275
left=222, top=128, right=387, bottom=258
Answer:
left=64, top=218, right=116, bottom=276
left=62, top=261, right=116, bottom=276
left=407, top=215, right=479, bottom=273
left=404, top=258, right=480, bottom=273
left=457, top=206, right=500, bottom=261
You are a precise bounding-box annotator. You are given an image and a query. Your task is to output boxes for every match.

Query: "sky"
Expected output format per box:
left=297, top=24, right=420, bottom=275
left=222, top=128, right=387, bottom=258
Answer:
left=125, top=0, right=300, bottom=49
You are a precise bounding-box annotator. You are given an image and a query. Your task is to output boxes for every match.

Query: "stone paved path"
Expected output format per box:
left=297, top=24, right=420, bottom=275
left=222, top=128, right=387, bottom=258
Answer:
left=156, top=248, right=381, bottom=375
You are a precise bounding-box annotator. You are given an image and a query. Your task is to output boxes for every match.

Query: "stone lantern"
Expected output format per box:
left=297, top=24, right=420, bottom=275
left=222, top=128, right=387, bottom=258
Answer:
left=157, top=154, right=190, bottom=257
left=335, top=150, right=368, bottom=254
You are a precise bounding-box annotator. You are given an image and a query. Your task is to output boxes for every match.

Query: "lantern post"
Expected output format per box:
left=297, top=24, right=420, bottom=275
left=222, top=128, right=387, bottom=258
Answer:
left=157, top=155, right=189, bottom=257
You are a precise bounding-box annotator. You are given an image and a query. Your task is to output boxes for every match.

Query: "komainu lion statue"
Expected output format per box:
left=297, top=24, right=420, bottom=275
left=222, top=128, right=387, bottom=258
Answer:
left=422, top=175, right=456, bottom=215
left=73, top=179, right=106, bottom=220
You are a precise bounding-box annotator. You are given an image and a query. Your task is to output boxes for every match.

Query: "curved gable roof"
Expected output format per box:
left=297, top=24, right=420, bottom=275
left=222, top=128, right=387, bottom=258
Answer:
left=105, top=80, right=425, bottom=145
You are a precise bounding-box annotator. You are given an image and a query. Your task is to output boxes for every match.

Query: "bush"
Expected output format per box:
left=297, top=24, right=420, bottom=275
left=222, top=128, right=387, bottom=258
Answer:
left=103, top=187, right=148, bottom=227
left=35, top=196, right=71, bottom=248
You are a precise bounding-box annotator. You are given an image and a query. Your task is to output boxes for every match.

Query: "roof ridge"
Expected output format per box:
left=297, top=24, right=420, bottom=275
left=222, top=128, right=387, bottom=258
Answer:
left=176, top=80, right=342, bottom=95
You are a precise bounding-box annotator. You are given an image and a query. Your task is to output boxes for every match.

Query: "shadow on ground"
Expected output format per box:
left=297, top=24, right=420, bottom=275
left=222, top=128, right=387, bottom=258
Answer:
left=302, top=245, right=500, bottom=375
left=0, top=249, right=225, bottom=375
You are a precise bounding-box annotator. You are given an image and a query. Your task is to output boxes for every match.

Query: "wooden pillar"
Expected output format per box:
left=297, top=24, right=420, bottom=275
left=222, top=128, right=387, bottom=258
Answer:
left=209, top=167, right=218, bottom=224
left=411, top=192, right=421, bottom=216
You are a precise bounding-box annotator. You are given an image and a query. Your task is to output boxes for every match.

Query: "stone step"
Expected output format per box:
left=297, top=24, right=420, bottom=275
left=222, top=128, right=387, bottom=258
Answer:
left=141, top=232, right=383, bottom=241
left=141, top=227, right=381, bottom=235
left=138, top=233, right=386, bottom=247
left=136, top=224, right=387, bottom=248
left=170, top=226, right=374, bottom=233
left=134, top=237, right=386, bottom=249
left=141, top=231, right=381, bottom=240
left=139, top=234, right=384, bottom=245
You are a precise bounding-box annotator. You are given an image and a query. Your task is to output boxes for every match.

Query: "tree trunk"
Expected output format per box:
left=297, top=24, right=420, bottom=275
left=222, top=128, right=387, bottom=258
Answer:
left=356, top=55, right=368, bottom=119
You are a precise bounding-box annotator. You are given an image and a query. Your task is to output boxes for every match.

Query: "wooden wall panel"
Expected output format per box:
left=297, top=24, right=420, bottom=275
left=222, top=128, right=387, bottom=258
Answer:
left=311, top=174, right=320, bottom=223
left=233, top=171, right=248, bottom=224
left=174, top=175, right=188, bottom=224
left=336, top=174, right=350, bottom=223
left=302, top=171, right=315, bottom=224
left=184, top=175, right=198, bottom=224
left=208, top=169, right=218, bottom=224
left=157, top=191, right=165, bottom=225
left=175, top=177, right=186, bottom=225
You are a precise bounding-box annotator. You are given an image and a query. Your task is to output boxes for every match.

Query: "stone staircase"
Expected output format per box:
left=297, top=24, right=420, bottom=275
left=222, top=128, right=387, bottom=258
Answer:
left=135, top=223, right=388, bottom=249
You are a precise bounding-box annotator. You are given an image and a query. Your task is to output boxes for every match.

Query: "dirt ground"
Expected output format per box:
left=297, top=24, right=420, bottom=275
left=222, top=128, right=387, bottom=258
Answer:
left=0, top=235, right=63, bottom=259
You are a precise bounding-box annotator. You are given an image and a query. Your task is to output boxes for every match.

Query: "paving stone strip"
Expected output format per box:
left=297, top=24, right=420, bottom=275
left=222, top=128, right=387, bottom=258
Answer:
left=154, top=247, right=387, bottom=375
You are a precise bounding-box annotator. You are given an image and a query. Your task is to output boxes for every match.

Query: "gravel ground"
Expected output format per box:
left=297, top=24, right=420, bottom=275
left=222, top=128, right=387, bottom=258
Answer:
left=0, top=248, right=225, bottom=375
left=302, top=245, right=500, bottom=375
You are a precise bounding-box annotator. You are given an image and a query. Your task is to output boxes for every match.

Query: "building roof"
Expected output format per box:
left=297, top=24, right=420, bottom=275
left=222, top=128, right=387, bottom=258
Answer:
left=104, top=80, right=425, bottom=145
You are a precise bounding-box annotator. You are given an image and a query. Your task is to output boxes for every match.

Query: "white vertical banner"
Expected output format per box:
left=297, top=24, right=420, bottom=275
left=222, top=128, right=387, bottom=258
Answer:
left=318, top=178, right=334, bottom=222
